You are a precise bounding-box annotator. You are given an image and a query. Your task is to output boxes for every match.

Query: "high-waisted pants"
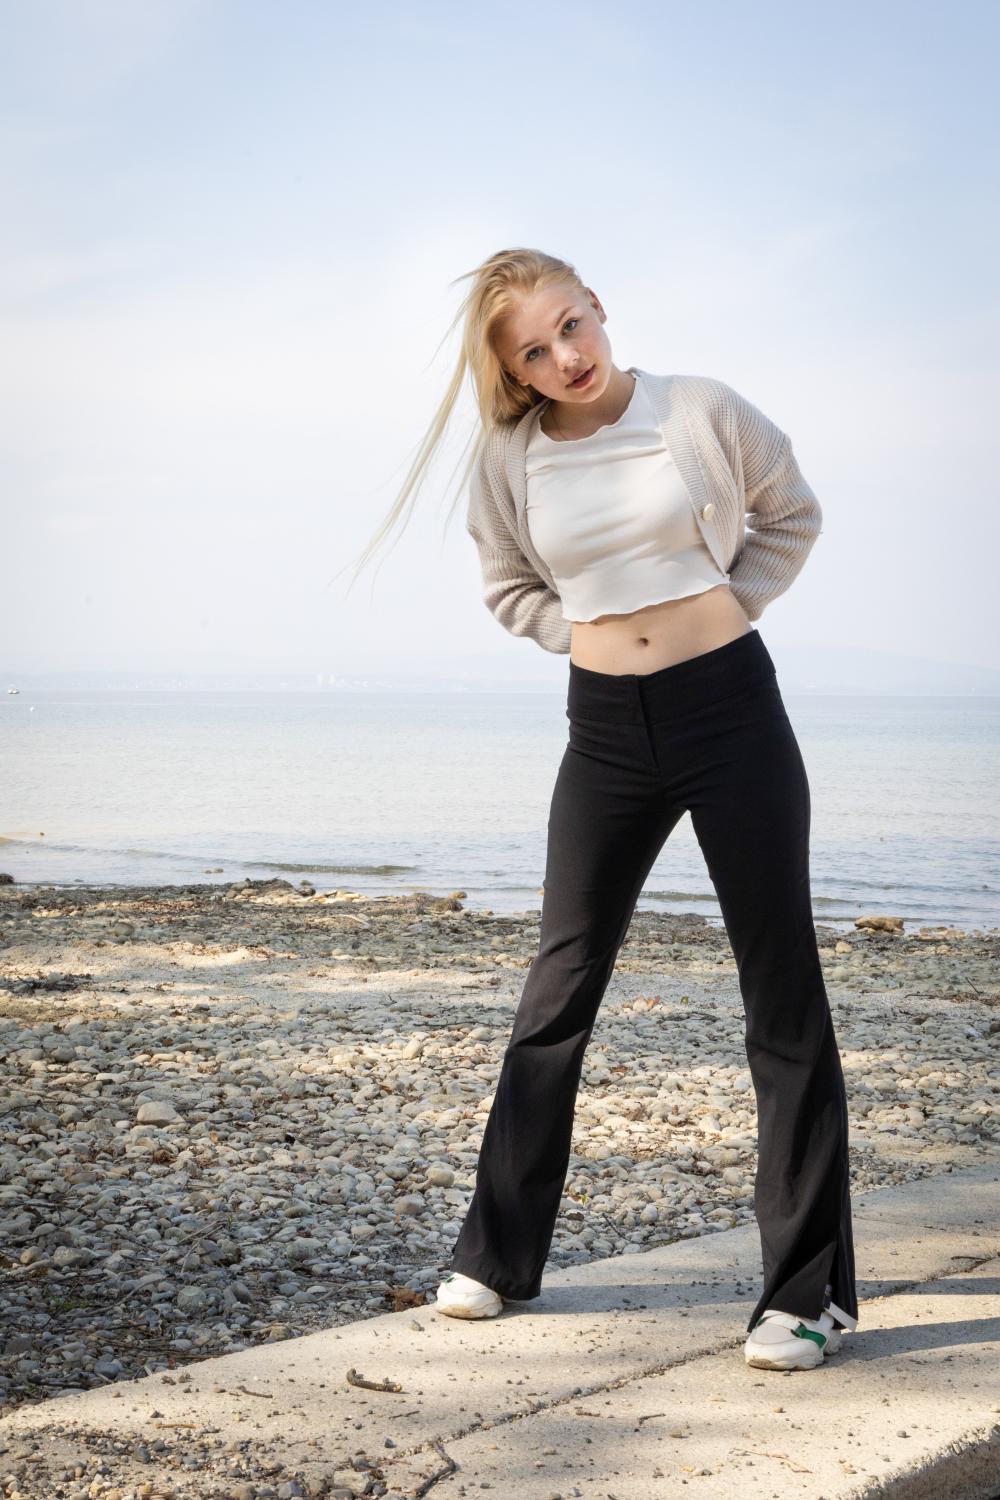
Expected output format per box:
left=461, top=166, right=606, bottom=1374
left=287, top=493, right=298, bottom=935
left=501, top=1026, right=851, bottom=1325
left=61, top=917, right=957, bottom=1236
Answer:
left=448, top=627, right=859, bottom=1334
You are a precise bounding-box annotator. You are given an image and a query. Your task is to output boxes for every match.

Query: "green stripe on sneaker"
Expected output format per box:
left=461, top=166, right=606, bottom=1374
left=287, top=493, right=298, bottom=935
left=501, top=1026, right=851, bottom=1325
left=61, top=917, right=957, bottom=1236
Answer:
left=794, top=1326, right=827, bottom=1347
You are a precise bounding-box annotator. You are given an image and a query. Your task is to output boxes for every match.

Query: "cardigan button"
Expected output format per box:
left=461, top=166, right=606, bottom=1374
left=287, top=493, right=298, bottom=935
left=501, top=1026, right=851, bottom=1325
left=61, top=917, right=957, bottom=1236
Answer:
left=701, top=502, right=715, bottom=521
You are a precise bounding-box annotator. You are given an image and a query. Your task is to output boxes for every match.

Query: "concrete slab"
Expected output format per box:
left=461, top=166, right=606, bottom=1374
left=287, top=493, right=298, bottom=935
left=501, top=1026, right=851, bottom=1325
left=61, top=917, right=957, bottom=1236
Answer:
left=854, top=1165, right=999, bottom=1229
left=1, top=1160, right=997, bottom=1499
left=386, top=1265, right=1000, bottom=1500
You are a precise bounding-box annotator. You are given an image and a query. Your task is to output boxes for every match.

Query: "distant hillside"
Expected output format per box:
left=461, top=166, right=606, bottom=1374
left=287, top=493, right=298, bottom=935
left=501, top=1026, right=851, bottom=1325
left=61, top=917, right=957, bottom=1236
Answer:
left=2, top=642, right=998, bottom=695
left=766, top=642, right=1000, bottom=696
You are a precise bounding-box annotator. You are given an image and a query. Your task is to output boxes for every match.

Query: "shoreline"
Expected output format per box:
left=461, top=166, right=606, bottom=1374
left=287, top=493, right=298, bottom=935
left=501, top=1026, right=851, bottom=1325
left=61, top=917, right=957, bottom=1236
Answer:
left=1, top=878, right=997, bottom=1419
left=2, top=872, right=995, bottom=936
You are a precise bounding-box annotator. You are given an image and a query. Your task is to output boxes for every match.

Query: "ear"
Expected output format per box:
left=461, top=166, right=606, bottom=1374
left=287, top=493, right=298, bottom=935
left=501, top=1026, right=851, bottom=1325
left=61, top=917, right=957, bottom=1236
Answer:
left=583, top=286, right=606, bottom=321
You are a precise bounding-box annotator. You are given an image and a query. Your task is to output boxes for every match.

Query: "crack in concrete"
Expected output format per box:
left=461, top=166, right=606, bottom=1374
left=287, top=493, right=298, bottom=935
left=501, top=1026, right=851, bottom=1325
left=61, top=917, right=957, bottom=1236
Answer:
left=380, top=1251, right=1000, bottom=1474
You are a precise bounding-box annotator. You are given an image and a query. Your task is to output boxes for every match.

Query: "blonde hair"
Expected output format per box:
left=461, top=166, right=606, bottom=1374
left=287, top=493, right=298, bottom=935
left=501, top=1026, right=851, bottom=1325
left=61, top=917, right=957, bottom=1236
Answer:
left=331, top=246, right=588, bottom=598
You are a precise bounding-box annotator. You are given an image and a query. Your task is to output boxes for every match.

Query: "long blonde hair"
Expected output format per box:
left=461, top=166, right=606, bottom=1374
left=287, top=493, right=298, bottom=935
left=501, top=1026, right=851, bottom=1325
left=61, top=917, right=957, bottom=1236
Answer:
left=331, top=247, right=588, bottom=597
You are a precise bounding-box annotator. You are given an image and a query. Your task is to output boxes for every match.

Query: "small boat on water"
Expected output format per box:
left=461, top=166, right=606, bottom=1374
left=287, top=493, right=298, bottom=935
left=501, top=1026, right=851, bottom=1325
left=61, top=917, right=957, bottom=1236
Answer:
left=7, top=686, right=19, bottom=695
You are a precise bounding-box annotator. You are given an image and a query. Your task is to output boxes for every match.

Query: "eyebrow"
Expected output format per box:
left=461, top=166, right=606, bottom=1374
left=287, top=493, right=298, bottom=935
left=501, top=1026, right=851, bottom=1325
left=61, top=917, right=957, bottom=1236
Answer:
left=515, top=305, right=577, bottom=357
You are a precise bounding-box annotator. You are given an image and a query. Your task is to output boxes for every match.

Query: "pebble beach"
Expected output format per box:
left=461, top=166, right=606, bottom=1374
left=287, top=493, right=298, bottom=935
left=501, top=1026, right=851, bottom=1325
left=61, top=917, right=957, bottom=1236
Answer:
left=0, top=877, right=998, bottom=1494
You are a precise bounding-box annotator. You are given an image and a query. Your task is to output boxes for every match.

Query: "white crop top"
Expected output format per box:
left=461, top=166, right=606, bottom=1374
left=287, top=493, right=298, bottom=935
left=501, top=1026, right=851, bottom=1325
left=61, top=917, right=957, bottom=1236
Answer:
left=525, top=369, right=730, bottom=623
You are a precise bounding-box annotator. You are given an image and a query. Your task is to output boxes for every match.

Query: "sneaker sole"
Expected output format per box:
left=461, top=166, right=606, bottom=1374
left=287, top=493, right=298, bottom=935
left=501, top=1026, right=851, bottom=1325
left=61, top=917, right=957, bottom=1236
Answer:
left=745, top=1350, right=824, bottom=1370
left=744, top=1329, right=842, bottom=1369
left=434, top=1298, right=504, bottom=1319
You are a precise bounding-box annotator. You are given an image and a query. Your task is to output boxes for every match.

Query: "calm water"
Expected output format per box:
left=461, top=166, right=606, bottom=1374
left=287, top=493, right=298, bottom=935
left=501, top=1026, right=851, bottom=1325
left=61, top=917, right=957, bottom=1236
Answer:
left=2, top=689, right=998, bottom=932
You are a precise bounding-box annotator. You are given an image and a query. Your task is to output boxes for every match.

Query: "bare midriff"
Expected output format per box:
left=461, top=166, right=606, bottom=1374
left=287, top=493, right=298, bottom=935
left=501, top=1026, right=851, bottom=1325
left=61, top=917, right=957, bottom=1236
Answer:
left=569, top=583, right=753, bottom=676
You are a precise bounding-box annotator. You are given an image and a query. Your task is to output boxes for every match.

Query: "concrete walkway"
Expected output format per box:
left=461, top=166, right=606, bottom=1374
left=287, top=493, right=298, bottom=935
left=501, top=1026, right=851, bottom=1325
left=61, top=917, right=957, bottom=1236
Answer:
left=1, top=1160, right=998, bottom=1500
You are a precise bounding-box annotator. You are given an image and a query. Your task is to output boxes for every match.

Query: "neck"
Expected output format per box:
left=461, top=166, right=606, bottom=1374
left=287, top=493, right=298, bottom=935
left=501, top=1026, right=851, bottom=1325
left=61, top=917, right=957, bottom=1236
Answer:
left=546, top=365, right=635, bottom=439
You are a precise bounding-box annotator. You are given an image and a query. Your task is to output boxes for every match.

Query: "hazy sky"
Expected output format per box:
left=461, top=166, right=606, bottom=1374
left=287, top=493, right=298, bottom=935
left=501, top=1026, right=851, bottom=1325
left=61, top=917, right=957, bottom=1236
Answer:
left=3, top=0, right=998, bottom=680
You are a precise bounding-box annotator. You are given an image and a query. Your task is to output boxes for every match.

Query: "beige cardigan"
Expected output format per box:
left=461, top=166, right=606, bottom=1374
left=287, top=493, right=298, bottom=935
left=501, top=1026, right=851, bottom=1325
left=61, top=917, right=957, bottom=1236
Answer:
left=465, top=368, right=823, bottom=654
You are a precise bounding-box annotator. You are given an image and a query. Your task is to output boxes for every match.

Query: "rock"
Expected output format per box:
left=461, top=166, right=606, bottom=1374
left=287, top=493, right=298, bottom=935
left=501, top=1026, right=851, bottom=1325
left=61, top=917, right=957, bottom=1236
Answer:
left=330, top=1471, right=371, bottom=1497
left=136, top=1100, right=180, bottom=1125
left=177, top=1286, right=209, bottom=1312
left=856, top=915, right=904, bottom=933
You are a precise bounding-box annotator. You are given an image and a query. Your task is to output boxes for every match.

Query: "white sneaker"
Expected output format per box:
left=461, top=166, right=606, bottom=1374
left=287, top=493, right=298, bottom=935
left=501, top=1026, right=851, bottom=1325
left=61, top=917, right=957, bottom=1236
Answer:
left=744, top=1307, right=843, bottom=1370
left=434, top=1271, right=504, bottom=1319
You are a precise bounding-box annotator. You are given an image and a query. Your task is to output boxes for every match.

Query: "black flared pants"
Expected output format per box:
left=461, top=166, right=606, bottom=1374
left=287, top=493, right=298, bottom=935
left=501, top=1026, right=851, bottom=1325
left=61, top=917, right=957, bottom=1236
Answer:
left=448, top=627, right=858, bottom=1334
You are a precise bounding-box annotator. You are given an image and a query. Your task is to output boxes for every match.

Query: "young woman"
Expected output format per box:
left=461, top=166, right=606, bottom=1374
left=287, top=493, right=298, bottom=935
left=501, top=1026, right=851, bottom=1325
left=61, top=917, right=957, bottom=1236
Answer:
left=352, top=247, right=859, bottom=1372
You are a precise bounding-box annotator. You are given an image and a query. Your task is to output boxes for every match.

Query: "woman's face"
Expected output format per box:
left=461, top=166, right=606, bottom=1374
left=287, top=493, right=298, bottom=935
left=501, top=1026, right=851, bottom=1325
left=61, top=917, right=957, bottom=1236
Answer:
left=497, top=281, right=613, bottom=404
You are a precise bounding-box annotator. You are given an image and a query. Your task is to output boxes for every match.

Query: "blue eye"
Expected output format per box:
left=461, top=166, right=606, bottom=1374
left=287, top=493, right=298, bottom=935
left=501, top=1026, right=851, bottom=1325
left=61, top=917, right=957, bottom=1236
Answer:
left=525, top=318, right=578, bottom=362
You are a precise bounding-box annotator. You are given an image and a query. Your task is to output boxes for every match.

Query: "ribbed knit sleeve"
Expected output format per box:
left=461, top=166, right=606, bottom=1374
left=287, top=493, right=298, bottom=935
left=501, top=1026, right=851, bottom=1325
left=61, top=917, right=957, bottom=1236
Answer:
left=466, top=435, right=573, bottom=655
left=727, top=432, right=823, bottom=621
left=710, top=381, right=823, bottom=622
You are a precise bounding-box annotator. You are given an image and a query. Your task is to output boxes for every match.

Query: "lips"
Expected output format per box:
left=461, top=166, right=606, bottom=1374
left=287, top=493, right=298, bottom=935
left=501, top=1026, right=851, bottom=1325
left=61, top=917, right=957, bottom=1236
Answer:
left=569, top=365, right=594, bottom=388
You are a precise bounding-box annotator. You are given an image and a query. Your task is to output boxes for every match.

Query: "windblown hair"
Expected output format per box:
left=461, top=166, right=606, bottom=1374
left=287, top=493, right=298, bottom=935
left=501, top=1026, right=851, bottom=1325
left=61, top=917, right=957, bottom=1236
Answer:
left=333, top=247, right=587, bottom=597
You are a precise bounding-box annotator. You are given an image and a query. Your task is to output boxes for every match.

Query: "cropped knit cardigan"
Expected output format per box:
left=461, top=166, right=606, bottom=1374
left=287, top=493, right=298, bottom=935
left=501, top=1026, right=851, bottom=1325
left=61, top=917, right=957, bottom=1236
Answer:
left=465, top=370, right=823, bottom=654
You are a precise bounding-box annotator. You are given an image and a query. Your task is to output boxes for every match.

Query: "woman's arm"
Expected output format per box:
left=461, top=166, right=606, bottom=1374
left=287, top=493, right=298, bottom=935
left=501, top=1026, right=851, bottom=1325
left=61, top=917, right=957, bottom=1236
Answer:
left=466, top=438, right=573, bottom=655
left=466, top=522, right=572, bottom=654
left=710, top=382, right=824, bottom=622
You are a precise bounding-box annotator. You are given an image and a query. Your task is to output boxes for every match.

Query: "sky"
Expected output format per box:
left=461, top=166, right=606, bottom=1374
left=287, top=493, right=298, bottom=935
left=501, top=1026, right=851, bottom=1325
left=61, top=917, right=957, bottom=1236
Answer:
left=3, top=0, right=999, bottom=683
